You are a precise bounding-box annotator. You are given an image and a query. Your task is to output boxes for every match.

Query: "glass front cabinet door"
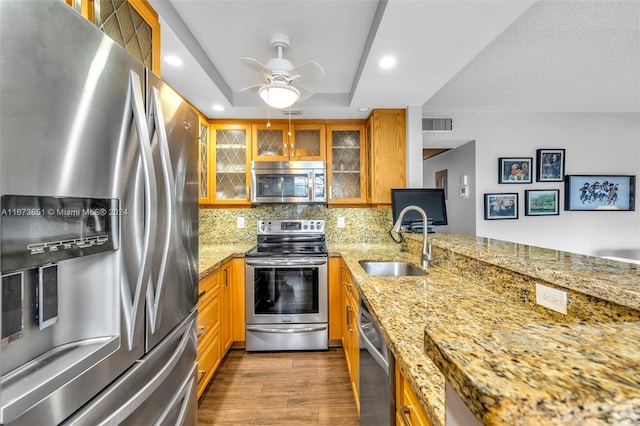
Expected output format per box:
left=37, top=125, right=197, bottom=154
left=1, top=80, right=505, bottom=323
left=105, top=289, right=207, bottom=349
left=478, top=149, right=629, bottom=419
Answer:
left=327, top=125, right=366, bottom=204
left=212, top=124, right=251, bottom=204
left=253, top=123, right=325, bottom=161
left=198, top=118, right=211, bottom=204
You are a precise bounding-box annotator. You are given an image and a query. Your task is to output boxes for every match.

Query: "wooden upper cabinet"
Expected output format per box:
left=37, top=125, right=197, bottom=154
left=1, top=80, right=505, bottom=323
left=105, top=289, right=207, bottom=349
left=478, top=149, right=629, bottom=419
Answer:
left=252, top=124, right=288, bottom=161
left=327, top=124, right=367, bottom=205
left=291, top=124, right=326, bottom=160
left=198, top=116, right=212, bottom=204
left=211, top=123, right=252, bottom=205
left=366, top=109, right=406, bottom=205
left=66, top=0, right=161, bottom=74
left=252, top=123, right=325, bottom=161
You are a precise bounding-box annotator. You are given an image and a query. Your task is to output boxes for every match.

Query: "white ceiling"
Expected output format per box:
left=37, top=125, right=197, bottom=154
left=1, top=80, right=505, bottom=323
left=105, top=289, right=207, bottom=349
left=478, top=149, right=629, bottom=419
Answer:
left=149, top=0, right=640, bottom=120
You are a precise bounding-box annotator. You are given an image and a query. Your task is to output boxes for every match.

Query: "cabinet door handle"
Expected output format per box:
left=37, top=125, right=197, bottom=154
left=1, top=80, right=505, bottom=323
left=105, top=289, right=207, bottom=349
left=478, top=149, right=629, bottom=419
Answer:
left=346, top=306, right=353, bottom=331
left=197, top=325, right=206, bottom=338
left=198, top=369, right=207, bottom=384
left=400, top=405, right=412, bottom=426
left=198, top=290, right=206, bottom=300
left=223, top=269, right=228, bottom=288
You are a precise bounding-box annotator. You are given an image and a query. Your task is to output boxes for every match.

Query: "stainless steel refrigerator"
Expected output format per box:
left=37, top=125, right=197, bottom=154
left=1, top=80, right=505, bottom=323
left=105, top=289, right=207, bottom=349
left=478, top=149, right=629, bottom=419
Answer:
left=0, top=1, right=199, bottom=424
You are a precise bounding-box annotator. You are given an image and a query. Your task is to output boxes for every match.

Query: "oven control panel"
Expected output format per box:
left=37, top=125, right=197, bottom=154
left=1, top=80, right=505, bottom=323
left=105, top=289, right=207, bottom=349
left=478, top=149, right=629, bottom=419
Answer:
left=257, top=219, right=325, bottom=235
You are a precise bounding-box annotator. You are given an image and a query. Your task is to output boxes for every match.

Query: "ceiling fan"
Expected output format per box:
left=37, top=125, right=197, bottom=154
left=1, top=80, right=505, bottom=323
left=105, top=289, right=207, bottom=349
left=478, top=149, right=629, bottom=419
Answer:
left=239, top=33, right=325, bottom=109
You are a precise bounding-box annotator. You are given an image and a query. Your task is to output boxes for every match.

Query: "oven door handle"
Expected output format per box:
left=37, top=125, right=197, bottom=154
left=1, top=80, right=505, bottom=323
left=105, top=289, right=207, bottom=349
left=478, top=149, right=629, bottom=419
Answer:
left=245, top=259, right=327, bottom=267
left=246, top=326, right=328, bottom=334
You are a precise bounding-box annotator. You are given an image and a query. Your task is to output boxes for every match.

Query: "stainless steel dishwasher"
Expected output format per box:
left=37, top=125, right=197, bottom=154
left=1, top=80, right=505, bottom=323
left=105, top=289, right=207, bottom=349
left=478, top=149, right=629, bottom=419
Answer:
left=358, top=298, right=395, bottom=425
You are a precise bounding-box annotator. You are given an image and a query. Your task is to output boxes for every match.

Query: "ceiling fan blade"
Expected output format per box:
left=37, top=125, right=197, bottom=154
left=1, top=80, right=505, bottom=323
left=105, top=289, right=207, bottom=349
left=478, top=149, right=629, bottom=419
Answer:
left=290, top=61, right=325, bottom=82
left=296, top=85, right=314, bottom=103
left=238, top=84, right=262, bottom=93
left=238, top=57, right=271, bottom=75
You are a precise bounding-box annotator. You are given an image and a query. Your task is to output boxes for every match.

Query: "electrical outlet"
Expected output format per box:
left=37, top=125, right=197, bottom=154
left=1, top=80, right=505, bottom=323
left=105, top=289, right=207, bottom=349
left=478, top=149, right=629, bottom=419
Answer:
left=237, top=216, right=245, bottom=229
left=536, top=283, right=567, bottom=315
left=337, top=217, right=346, bottom=229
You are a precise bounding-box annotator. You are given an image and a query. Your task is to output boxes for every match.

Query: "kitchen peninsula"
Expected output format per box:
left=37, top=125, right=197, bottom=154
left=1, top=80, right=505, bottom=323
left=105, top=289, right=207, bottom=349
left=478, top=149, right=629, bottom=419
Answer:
left=199, top=234, right=640, bottom=425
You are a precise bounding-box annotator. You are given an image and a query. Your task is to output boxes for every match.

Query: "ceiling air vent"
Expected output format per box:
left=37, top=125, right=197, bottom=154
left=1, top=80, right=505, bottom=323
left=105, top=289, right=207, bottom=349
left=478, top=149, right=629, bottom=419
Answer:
left=422, top=117, right=453, bottom=131
left=282, top=109, right=302, bottom=116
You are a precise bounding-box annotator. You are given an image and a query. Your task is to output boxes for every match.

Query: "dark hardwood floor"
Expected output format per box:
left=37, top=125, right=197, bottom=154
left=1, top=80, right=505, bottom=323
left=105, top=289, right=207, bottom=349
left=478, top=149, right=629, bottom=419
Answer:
left=197, top=348, right=359, bottom=425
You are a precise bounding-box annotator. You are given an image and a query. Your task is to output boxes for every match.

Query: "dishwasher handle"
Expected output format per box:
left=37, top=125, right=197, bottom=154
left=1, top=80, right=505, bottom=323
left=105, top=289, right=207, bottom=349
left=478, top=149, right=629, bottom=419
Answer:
left=357, top=303, right=390, bottom=376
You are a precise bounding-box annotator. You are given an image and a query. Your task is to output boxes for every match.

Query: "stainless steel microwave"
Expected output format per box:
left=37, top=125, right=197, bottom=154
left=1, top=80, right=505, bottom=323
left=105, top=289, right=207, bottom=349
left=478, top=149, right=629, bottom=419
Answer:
left=250, top=161, right=326, bottom=204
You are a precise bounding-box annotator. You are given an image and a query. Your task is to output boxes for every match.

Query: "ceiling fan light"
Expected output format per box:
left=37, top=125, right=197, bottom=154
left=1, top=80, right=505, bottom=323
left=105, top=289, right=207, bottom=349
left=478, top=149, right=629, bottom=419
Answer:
left=258, top=83, right=300, bottom=109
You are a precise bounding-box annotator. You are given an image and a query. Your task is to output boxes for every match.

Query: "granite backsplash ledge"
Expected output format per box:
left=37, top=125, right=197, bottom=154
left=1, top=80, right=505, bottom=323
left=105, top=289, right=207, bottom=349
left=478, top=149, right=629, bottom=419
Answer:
left=199, top=205, right=394, bottom=246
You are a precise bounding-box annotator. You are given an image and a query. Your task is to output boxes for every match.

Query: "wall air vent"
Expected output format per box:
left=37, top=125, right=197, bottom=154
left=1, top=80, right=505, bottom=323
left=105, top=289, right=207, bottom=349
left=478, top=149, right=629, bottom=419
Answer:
left=422, top=117, right=453, bottom=132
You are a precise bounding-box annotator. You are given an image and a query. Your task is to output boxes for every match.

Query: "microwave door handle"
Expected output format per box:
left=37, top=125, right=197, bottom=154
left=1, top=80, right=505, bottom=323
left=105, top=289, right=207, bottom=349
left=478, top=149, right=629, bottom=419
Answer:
left=281, top=176, right=285, bottom=198
left=308, top=171, right=313, bottom=200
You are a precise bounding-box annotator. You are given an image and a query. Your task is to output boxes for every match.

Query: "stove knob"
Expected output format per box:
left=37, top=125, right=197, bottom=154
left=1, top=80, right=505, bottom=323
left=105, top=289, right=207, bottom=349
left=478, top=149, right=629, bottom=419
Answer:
left=316, top=221, right=322, bottom=229
left=310, top=224, right=315, bottom=230
left=303, top=225, right=308, bottom=230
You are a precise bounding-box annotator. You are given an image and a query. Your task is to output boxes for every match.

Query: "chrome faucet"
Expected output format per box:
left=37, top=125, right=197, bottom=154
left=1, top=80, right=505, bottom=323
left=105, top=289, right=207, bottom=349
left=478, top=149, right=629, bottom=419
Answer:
left=391, top=205, right=432, bottom=268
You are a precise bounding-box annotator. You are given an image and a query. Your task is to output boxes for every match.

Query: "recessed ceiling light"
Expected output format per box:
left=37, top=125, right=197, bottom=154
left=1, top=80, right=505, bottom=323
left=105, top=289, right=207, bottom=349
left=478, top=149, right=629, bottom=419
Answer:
left=358, top=107, right=370, bottom=112
left=379, top=56, right=396, bottom=69
left=164, top=55, right=183, bottom=66
left=212, top=104, right=225, bottom=112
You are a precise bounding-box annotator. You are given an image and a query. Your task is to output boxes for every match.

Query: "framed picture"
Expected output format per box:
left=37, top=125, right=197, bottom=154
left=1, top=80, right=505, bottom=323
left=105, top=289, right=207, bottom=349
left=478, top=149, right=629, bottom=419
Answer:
left=564, top=175, right=636, bottom=211
left=525, top=189, right=560, bottom=216
left=536, top=149, right=565, bottom=182
left=498, top=157, right=532, bottom=184
left=484, top=193, right=519, bottom=220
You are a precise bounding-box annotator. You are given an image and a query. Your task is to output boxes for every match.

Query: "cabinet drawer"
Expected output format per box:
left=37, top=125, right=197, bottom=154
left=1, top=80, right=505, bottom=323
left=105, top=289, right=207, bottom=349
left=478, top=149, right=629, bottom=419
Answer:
left=197, top=332, right=221, bottom=398
left=197, top=291, right=221, bottom=356
left=198, top=270, right=220, bottom=306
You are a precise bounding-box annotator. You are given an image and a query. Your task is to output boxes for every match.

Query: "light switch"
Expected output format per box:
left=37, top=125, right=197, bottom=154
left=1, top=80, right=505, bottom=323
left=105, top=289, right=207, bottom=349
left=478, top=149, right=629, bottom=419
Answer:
left=237, top=216, right=245, bottom=229
left=337, top=217, right=346, bottom=229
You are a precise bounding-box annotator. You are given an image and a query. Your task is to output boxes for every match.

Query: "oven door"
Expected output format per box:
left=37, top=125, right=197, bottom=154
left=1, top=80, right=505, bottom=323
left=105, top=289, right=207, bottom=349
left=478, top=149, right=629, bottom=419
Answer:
left=245, top=258, right=328, bottom=325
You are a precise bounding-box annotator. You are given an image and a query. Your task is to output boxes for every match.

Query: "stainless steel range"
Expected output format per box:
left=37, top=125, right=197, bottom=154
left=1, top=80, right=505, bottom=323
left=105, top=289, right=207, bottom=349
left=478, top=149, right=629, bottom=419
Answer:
left=245, top=219, right=328, bottom=351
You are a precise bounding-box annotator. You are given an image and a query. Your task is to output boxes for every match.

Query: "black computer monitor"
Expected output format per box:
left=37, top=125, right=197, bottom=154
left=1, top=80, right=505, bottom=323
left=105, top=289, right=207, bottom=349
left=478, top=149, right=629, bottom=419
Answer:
left=391, top=188, right=448, bottom=230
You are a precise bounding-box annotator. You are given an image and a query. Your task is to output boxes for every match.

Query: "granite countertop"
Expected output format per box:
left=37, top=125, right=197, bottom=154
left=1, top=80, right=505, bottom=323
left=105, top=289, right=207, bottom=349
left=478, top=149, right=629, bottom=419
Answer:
left=428, top=234, right=640, bottom=311
left=335, top=236, right=640, bottom=426
left=198, top=243, right=254, bottom=279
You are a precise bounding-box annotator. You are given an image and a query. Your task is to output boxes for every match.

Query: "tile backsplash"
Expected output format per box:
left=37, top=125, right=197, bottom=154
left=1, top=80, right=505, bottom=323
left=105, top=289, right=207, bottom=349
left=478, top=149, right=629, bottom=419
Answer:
left=199, top=205, right=393, bottom=246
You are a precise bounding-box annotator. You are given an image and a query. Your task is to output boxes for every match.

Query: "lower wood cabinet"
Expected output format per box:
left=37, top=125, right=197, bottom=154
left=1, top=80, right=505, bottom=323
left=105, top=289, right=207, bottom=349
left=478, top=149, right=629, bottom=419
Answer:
left=196, top=257, right=245, bottom=399
left=341, top=259, right=360, bottom=415
left=396, top=364, right=433, bottom=426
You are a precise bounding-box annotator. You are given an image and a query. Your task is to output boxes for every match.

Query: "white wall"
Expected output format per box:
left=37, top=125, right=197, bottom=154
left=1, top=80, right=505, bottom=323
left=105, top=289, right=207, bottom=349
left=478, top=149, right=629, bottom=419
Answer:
left=423, top=112, right=640, bottom=257
left=423, top=140, right=476, bottom=235
left=406, top=106, right=424, bottom=186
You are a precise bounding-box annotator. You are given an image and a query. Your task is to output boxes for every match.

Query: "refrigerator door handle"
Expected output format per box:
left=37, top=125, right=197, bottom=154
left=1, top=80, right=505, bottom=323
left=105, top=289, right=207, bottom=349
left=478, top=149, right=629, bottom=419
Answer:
left=124, top=70, right=158, bottom=350
left=145, top=86, right=176, bottom=333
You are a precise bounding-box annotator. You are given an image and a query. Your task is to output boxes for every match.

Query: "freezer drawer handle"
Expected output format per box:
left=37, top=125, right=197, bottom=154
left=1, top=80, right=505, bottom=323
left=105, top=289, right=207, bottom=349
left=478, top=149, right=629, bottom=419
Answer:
left=246, top=326, right=327, bottom=334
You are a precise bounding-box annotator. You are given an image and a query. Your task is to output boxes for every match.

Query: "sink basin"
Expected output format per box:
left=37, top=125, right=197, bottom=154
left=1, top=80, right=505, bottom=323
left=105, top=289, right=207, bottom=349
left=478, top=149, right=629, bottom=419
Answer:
left=359, top=261, right=426, bottom=277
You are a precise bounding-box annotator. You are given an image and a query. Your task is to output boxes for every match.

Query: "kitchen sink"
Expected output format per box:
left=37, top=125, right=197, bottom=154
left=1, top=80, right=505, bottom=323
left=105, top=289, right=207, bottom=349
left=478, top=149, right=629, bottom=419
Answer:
left=359, top=261, right=426, bottom=277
